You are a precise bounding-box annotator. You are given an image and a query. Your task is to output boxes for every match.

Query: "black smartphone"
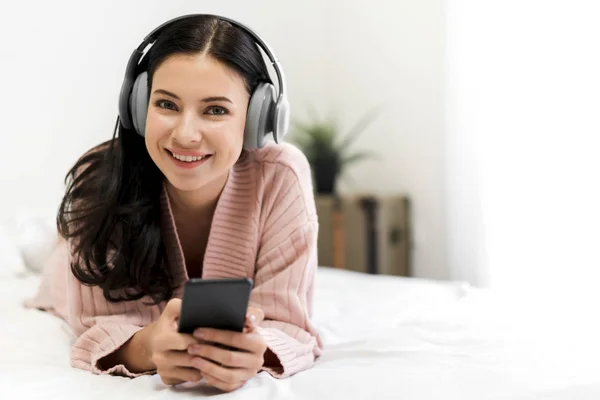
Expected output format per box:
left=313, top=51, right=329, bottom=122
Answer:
left=177, top=277, right=254, bottom=334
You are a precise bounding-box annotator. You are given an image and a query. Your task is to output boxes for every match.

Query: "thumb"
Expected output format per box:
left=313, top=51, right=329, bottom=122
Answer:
left=162, top=298, right=182, bottom=321
left=246, top=306, right=265, bottom=329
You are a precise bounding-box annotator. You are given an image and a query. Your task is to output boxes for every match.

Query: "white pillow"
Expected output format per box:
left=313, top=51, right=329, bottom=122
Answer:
left=3, top=211, right=58, bottom=275
left=0, top=225, right=27, bottom=278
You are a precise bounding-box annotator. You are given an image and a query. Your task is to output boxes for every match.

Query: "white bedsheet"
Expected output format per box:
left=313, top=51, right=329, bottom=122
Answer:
left=1, top=267, right=599, bottom=400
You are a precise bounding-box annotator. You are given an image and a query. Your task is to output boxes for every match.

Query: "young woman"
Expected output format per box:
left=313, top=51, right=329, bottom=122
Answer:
left=26, top=14, right=322, bottom=392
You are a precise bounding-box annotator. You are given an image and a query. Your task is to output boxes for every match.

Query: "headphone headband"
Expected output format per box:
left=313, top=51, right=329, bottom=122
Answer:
left=131, top=14, right=286, bottom=100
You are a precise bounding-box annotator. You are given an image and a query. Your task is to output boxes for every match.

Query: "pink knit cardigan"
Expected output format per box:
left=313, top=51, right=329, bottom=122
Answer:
left=25, top=142, right=323, bottom=379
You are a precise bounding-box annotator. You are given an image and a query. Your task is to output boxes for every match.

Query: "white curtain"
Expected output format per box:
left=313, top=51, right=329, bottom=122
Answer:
left=446, top=0, right=600, bottom=297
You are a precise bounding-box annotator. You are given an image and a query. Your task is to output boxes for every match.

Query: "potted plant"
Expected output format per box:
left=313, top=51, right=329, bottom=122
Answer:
left=289, top=109, right=379, bottom=194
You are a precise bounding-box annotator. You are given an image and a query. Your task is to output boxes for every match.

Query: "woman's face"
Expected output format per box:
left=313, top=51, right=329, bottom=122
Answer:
left=145, top=53, right=250, bottom=195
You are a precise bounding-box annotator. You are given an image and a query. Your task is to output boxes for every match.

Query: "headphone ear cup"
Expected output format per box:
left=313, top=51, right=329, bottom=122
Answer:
left=244, top=82, right=276, bottom=149
left=129, top=72, right=149, bottom=136
left=273, top=96, right=290, bottom=143
left=118, top=76, right=135, bottom=130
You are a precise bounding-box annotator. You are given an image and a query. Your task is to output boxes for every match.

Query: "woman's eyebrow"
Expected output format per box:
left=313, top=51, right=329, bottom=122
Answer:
left=200, top=96, right=233, bottom=104
left=153, top=89, right=232, bottom=104
left=153, top=89, right=180, bottom=99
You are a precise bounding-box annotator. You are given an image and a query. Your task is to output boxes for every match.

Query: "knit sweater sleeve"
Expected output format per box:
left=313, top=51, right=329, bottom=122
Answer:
left=25, top=238, right=160, bottom=377
left=64, top=241, right=160, bottom=377
left=65, top=252, right=161, bottom=377
left=251, top=145, right=324, bottom=378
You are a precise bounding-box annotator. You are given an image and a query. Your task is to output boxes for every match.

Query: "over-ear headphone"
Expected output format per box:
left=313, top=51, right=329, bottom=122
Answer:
left=117, top=14, right=290, bottom=149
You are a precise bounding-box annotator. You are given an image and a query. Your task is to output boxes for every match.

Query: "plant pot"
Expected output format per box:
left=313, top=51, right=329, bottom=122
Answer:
left=313, top=157, right=339, bottom=195
left=314, top=170, right=336, bottom=194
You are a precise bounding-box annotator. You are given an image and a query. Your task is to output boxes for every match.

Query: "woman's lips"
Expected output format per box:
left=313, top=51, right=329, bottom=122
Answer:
left=166, top=149, right=213, bottom=169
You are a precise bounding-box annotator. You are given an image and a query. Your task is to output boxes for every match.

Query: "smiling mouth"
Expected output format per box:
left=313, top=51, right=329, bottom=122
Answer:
left=166, top=150, right=213, bottom=167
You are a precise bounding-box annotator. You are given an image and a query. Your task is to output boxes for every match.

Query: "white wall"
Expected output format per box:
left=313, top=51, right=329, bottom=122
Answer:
left=0, top=0, right=447, bottom=280
left=323, top=0, right=448, bottom=280
left=0, top=0, right=330, bottom=218
left=446, top=0, right=600, bottom=292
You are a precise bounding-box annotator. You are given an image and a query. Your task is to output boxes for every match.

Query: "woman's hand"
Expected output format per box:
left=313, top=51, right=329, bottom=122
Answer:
left=146, top=298, right=204, bottom=385
left=187, top=307, right=268, bottom=392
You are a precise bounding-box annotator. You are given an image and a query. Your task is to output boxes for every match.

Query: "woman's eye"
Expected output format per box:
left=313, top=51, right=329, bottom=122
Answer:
left=156, top=100, right=178, bottom=111
left=207, top=106, right=228, bottom=116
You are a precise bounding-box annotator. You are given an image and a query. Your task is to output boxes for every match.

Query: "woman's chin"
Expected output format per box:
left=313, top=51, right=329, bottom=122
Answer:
left=165, top=177, right=210, bottom=193
left=160, top=162, right=230, bottom=197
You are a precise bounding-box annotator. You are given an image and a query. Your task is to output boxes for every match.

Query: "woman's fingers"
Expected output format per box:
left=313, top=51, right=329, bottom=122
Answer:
left=154, top=350, right=205, bottom=386
left=165, top=350, right=198, bottom=368
left=152, top=344, right=198, bottom=368
left=192, top=328, right=264, bottom=354
left=159, top=366, right=203, bottom=385
left=201, top=370, right=246, bottom=393
left=161, top=376, right=186, bottom=386
left=247, top=306, right=265, bottom=324
left=192, top=357, right=255, bottom=391
left=167, top=332, right=199, bottom=351
left=244, top=307, right=265, bottom=332
left=188, top=343, right=262, bottom=370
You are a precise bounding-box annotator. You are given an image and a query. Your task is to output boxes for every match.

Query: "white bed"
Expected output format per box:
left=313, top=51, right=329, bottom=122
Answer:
left=2, top=267, right=600, bottom=400
left=1, top=217, right=600, bottom=399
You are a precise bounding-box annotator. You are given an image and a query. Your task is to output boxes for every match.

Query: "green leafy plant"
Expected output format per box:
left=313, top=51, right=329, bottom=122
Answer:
left=290, top=108, right=379, bottom=194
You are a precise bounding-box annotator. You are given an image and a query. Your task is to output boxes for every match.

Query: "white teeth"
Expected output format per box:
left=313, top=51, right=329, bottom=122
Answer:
left=171, top=152, right=210, bottom=162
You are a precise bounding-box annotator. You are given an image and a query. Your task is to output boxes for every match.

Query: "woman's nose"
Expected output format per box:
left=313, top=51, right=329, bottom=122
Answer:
left=172, top=112, right=203, bottom=143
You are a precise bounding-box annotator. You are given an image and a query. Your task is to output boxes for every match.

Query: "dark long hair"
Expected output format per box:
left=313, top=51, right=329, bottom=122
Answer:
left=57, top=15, right=271, bottom=304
